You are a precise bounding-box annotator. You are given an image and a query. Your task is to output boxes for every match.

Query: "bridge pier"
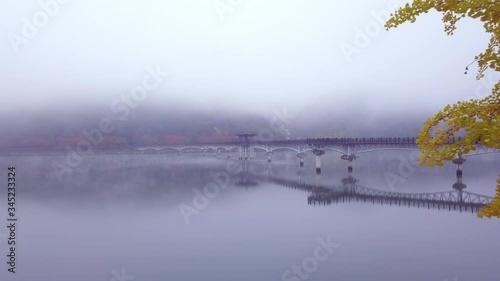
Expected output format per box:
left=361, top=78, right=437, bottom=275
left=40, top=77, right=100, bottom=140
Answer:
left=266, top=161, right=273, bottom=179
left=297, top=167, right=306, bottom=185
left=312, top=149, right=325, bottom=175
left=315, top=172, right=321, bottom=187
left=316, top=156, right=321, bottom=174
left=452, top=156, right=466, bottom=177
left=297, top=152, right=306, bottom=167
left=266, top=151, right=273, bottom=163
left=238, top=147, right=243, bottom=160
left=341, top=154, right=358, bottom=173
left=452, top=157, right=466, bottom=202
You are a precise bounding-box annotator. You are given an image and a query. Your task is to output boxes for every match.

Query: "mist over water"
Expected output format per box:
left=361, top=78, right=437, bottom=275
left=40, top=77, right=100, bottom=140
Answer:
left=1, top=153, right=499, bottom=281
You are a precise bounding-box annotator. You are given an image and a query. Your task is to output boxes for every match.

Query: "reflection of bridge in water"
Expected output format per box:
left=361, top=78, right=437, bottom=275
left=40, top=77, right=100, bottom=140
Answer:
left=307, top=185, right=492, bottom=213
left=246, top=170, right=494, bottom=214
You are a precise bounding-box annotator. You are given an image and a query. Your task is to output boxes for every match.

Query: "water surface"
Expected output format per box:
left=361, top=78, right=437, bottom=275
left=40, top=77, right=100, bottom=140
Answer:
left=1, top=151, right=499, bottom=281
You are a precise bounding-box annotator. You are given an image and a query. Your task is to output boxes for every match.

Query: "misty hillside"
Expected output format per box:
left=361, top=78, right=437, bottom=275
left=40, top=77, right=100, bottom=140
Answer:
left=0, top=102, right=429, bottom=149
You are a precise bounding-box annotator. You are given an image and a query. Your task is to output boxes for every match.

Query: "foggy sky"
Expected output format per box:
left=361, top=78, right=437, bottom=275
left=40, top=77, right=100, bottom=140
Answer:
left=1, top=0, right=498, bottom=119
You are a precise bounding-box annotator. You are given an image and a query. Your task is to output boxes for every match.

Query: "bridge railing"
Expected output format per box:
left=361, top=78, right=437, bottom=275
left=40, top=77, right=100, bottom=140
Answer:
left=256, top=137, right=420, bottom=146
left=154, top=136, right=475, bottom=147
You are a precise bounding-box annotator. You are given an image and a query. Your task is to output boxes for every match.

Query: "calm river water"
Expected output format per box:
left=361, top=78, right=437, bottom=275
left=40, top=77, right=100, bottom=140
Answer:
left=0, top=151, right=499, bottom=281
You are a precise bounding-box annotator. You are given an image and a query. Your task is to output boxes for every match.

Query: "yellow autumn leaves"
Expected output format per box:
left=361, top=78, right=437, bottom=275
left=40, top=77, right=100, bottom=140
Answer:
left=477, top=177, right=500, bottom=218
left=385, top=0, right=500, bottom=218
